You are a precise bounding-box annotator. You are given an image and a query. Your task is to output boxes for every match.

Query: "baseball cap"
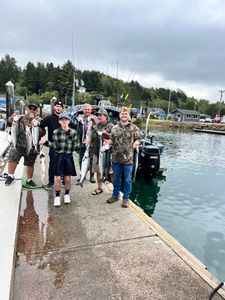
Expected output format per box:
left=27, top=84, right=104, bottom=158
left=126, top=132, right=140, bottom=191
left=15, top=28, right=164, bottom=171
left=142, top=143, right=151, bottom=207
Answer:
left=97, top=108, right=108, bottom=116
left=27, top=103, right=38, bottom=109
left=58, top=111, right=71, bottom=121
left=54, top=100, right=64, bottom=108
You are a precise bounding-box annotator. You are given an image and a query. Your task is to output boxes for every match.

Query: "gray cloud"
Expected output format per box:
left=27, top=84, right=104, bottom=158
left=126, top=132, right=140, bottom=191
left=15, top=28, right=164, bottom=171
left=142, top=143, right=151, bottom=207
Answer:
left=1, top=0, right=225, bottom=102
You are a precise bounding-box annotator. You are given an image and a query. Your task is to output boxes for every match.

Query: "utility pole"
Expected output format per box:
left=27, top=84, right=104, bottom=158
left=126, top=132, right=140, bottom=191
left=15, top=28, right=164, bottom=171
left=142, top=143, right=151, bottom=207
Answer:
left=72, top=73, right=75, bottom=108
left=167, top=89, right=172, bottom=119
left=194, top=101, right=197, bottom=111
left=71, top=27, right=76, bottom=108
left=218, top=89, right=225, bottom=116
left=5, top=81, right=14, bottom=121
left=116, top=59, right=119, bottom=106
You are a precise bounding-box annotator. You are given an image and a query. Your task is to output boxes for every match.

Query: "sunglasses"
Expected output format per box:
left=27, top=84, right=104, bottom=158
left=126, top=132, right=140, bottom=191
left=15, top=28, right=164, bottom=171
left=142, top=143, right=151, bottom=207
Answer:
left=28, top=107, right=37, bottom=111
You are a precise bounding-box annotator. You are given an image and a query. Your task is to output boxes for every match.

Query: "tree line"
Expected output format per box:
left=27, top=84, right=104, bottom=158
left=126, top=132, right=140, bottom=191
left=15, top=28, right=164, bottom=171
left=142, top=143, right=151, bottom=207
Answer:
left=0, top=54, right=224, bottom=117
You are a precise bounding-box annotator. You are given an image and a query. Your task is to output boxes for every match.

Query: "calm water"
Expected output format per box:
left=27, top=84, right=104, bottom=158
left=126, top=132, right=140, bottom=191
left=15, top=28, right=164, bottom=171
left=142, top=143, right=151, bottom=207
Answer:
left=130, top=128, right=225, bottom=281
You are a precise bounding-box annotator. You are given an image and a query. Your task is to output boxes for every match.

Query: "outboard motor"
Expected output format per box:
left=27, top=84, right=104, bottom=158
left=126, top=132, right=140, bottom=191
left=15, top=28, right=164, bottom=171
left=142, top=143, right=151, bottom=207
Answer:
left=138, top=139, right=160, bottom=177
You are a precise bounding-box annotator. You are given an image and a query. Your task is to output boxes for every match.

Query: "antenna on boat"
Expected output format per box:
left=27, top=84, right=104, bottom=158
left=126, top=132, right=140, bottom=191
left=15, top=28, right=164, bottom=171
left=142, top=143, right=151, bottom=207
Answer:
left=145, top=112, right=152, bottom=139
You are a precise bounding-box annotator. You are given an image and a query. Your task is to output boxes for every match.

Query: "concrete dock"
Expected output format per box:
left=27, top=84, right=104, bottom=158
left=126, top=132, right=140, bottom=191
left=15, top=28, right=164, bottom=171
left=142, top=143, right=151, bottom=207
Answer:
left=0, top=130, right=225, bottom=299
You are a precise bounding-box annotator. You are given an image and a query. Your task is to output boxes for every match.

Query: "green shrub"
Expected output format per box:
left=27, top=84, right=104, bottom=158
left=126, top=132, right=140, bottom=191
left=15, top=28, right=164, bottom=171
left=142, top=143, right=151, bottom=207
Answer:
left=132, top=117, right=142, bottom=128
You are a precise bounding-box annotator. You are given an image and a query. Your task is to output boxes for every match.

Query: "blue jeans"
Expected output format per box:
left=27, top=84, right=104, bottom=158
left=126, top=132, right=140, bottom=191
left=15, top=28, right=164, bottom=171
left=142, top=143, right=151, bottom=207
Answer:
left=112, top=163, right=133, bottom=200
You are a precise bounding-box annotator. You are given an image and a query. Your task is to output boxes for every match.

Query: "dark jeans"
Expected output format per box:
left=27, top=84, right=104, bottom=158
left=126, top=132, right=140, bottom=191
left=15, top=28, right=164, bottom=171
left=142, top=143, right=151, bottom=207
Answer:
left=48, top=148, right=55, bottom=184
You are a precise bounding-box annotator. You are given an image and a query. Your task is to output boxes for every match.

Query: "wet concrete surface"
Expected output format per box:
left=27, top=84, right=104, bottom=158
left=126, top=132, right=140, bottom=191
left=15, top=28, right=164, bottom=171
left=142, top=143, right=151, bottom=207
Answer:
left=12, top=155, right=224, bottom=299
left=13, top=184, right=224, bottom=300
left=16, top=186, right=154, bottom=255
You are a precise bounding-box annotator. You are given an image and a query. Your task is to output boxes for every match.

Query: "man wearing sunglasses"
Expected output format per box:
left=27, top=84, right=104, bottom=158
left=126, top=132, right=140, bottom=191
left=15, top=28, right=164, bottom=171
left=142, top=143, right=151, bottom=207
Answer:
left=5, top=103, right=43, bottom=186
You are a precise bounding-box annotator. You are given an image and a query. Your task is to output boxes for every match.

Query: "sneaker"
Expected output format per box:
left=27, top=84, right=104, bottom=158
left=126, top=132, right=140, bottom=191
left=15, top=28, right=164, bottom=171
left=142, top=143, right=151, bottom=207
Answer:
left=106, top=196, right=119, bottom=204
left=5, top=176, right=15, bottom=186
left=26, top=180, right=37, bottom=187
left=64, top=194, right=71, bottom=204
left=54, top=196, right=61, bottom=207
left=122, top=200, right=129, bottom=208
left=45, top=182, right=54, bottom=190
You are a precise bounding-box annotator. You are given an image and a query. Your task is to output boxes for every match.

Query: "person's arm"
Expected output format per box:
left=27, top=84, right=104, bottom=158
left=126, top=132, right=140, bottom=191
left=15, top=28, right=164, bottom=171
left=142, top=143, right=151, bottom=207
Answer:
left=90, top=114, right=98, bottom=125
left=7, top=112, right=17, bottom=124
left=39, top=116, right=49, bottom=128
left=102, top=129, right=110, bottom=140
left=104, top=131, right=114, bottom=145
left=39, top=116, right=49, bottom=137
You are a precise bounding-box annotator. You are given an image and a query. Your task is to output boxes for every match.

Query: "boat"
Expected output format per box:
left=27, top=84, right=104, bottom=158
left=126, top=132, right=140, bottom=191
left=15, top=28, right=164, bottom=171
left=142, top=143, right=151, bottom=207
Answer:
left=70, top=104, right=165, bottom=181
left=136, top=112, right=165, bottom=180
left=70, top=100, right=120, bottom=125
left=193, top=127, right=225, bottom=135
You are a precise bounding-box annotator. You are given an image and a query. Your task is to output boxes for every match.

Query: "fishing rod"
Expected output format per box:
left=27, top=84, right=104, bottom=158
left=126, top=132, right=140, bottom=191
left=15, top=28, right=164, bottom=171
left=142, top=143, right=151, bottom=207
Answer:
left=145, top=112, right=152, bottom=139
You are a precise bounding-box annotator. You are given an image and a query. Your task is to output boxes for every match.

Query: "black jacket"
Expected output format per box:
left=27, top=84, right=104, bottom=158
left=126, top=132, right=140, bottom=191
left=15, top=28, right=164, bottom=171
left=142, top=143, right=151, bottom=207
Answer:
left=40, top=114, right=60, bottom=142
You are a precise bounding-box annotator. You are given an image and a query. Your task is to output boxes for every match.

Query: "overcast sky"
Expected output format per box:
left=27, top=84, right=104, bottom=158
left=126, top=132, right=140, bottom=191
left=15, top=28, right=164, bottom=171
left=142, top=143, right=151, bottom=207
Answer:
left=1, top=0, right=225, bottom=102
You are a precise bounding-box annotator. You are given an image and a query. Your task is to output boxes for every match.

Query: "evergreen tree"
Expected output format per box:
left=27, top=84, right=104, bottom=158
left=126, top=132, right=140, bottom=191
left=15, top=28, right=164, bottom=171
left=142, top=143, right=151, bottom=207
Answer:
left=0, top=54, right=20, bottom=93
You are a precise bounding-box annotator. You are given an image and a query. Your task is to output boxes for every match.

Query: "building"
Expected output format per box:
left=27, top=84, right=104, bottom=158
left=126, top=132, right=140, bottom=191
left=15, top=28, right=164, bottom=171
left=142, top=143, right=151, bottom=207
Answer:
left=147, top=107, right=166, bottom=120
left=170, top=109, right=200, bottom=122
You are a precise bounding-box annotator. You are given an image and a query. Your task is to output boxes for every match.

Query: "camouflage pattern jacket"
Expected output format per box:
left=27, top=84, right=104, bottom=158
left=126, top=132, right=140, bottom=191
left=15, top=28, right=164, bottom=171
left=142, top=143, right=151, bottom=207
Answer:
left=110, top=122, right=140, bottom=164
left=14, top=115, right=44, bottom=151
left=87, top=122, right=113, bottom=155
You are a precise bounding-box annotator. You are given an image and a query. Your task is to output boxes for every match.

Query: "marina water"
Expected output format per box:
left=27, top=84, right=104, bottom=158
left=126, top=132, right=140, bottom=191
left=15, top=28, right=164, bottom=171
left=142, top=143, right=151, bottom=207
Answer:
left=130, top=128, right=225, bottom=281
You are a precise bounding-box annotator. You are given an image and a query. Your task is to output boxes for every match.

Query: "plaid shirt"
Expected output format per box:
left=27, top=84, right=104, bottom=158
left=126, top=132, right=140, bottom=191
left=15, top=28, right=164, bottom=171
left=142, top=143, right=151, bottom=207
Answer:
left=45, top=128, right=78, bottom=154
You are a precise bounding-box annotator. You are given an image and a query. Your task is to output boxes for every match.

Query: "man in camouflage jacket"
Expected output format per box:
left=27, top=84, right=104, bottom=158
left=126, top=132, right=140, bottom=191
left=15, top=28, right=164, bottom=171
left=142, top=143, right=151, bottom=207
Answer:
left=5, top=103, right=44, bottom=187
left=106, top=106, right=140, bottom=208
left=86, top=108, right=113, bottom=194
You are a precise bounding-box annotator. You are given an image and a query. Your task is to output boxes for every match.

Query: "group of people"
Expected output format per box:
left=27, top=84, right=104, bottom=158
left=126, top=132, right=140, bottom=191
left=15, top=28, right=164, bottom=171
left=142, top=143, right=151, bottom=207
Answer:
left=5, top=101, right=140, bottom=208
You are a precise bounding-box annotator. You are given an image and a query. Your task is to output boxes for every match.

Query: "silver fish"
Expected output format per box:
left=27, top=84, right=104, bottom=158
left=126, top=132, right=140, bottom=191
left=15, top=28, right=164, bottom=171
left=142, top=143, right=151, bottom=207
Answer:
left=32, top=125, right=40, bottom=153
left=11, top=116, right=19, bottom=148
left=132, top=147, right=139, bottom=183
left=99, top=144, right=111, bottom=182
left=98, top=132, right=104, bottom=180
left=77, top=144, right=90, bottom=187
left=25, top=125, right=32, bottom=155
left=0, top=134, right=12, bottom=175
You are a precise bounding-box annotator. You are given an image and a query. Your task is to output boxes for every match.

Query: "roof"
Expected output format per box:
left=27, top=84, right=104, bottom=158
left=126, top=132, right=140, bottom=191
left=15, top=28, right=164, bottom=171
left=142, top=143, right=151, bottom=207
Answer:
left=149, top=107, right=165, bottom=113
left=170, top=109, right=200, bottom=115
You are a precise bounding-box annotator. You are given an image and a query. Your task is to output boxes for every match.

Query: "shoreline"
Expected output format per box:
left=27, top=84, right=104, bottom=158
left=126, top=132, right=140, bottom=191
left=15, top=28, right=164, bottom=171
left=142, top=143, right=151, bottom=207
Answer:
left=145, top=119, right=225, bottom=132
